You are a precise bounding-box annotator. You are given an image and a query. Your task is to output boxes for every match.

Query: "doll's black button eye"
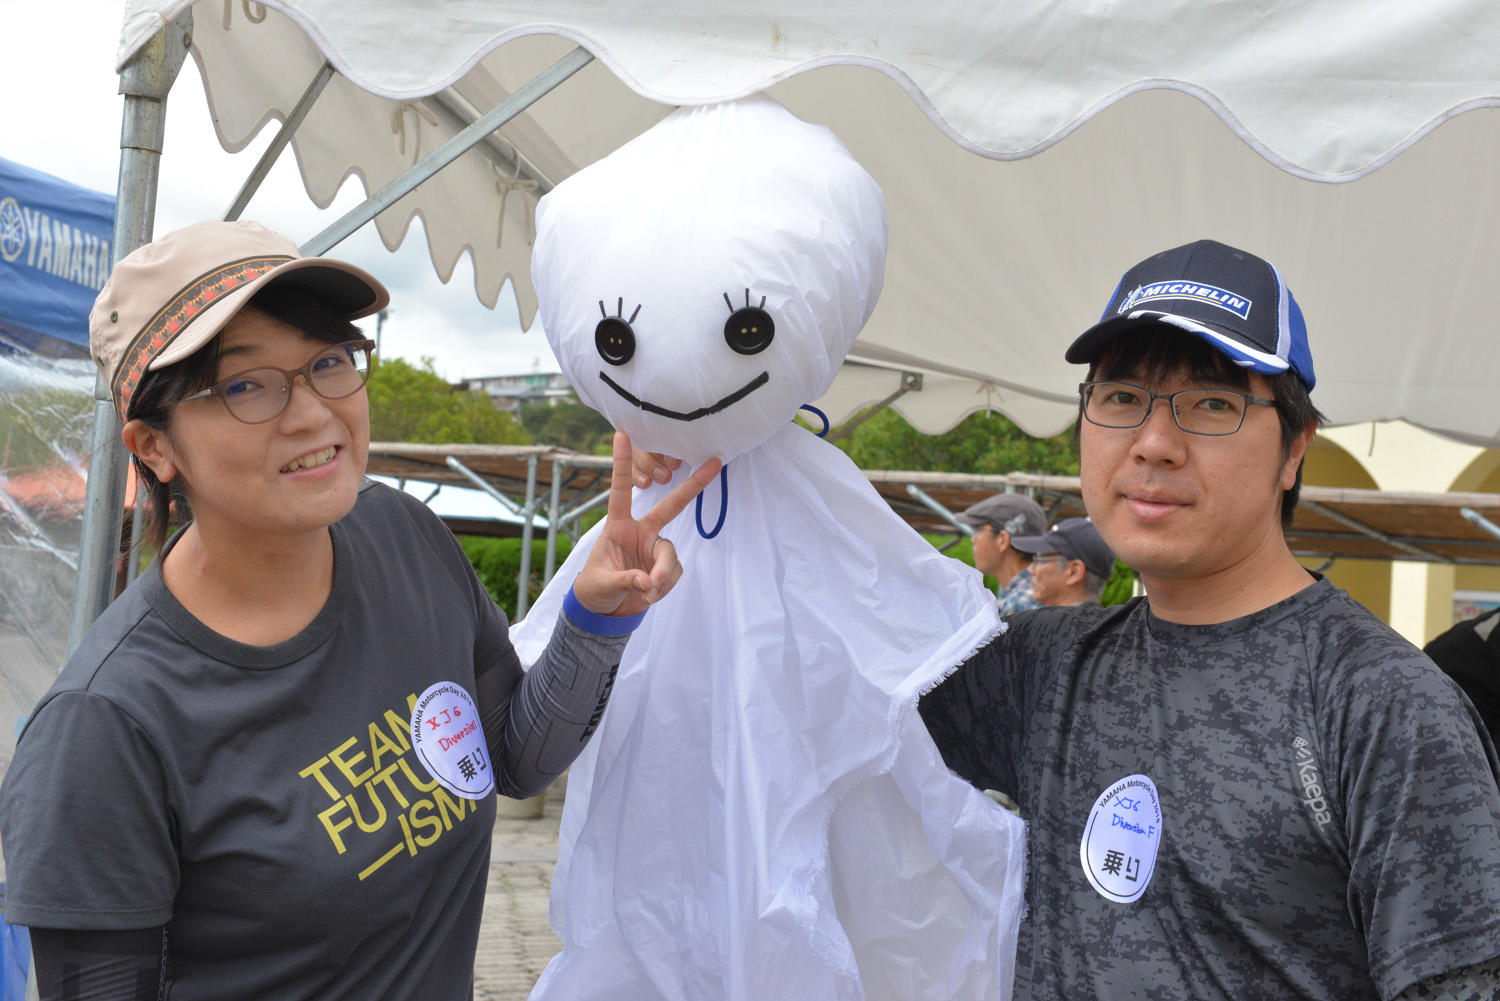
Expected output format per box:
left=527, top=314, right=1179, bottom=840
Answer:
left=724, top=307, right=774, bottom=355
left=595, top=317, right=636, bottom=365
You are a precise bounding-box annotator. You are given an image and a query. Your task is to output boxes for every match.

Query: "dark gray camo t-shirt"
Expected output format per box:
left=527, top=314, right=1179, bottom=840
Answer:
left=921, top=578, right=1500, bottom=1001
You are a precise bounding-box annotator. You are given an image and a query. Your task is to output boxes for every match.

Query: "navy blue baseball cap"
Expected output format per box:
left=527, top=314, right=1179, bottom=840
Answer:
left=1010, top=517, right=1116, bottom=581
left=1066, top=240, right=1316, bottom=390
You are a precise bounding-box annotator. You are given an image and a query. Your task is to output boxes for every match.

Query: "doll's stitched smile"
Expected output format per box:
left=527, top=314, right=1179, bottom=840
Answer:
left=598, top=370, right=769, bottom=421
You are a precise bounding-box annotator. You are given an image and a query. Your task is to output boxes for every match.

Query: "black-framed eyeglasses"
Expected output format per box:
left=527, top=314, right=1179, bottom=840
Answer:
left=1079, top=380, right=1277, bottom=437
left=172, top=339, right=376, bottom=425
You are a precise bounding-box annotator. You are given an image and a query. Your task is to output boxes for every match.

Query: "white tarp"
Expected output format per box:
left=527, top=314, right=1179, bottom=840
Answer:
left=116, top=2, right=1500, bottom=443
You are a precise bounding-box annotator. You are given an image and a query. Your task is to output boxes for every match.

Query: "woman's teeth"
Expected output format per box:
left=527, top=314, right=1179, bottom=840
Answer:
left=281, top=446, right=337, bottom=473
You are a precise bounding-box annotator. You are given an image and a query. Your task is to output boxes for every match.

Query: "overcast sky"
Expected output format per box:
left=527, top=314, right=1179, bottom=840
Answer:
left=4, top=0, right=560, bottom=382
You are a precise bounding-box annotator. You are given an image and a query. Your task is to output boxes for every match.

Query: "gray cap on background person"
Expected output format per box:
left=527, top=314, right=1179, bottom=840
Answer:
left=1010, top=517, right=1116, bottom=580
left=955, top=494, right=1047, bottom=539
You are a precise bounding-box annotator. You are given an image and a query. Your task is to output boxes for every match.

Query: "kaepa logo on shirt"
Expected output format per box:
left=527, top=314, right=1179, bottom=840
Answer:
left=1292, top=736, right=1333, bottom=829
left=298, top=690, right=483, bottom=882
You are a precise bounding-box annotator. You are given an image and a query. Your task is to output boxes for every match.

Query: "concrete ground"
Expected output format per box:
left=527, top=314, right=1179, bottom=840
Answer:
left=474, top=786, right=566, bottom=1001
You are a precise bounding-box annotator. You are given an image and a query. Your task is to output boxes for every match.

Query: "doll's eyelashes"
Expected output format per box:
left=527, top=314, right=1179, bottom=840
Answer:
left=723, top=289, right=775, bottom=356
left=595, top=298, right=640, bottom=365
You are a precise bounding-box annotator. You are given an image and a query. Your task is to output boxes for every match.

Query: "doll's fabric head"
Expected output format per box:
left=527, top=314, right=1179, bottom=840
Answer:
left=532, top=96, right=887, bottom=464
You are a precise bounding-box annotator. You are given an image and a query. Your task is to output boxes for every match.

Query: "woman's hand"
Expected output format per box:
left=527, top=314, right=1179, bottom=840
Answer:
left=574, top=431, right=722, bottom=617
left=631, top=447, right=682, bottom=489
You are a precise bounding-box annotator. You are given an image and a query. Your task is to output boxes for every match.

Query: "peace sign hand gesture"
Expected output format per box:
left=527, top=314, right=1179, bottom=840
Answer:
left=571, top=430, right=723, bottom=619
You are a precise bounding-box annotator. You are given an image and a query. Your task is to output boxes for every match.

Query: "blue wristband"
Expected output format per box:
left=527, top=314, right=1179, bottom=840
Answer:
left=563, top=585, right=647, bottom=636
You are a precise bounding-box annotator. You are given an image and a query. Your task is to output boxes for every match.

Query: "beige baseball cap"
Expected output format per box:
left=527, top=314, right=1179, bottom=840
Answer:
left=90, top=220, right=390, bottom=418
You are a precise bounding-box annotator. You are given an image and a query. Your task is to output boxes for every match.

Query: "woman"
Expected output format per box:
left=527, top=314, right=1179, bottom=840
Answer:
left=0, top=220, right=718, bottom=1000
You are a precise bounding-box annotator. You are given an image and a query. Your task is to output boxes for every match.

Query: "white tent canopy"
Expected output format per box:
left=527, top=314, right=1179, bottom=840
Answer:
left=115, top=0, right=1500, bottom=444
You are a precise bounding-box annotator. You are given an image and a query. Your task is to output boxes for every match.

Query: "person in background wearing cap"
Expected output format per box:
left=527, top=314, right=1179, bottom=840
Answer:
left=920, top=240, right=1500, bottom=1000
left=956, top=493, right=1049, bottom=614
left=1009, top=516, right=1115, bottom=607
left=0, top=220, right=721, bottom=1001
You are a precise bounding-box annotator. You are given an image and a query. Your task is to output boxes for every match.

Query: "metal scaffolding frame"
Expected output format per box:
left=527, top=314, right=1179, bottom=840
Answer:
left=69, top=18, right=595, bottom=644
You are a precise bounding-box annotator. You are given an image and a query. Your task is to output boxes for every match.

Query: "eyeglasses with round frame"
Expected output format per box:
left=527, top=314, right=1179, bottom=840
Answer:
left=1078, top=380, right=1277, bottom=437
left=171, top=339, right=376, bottom=425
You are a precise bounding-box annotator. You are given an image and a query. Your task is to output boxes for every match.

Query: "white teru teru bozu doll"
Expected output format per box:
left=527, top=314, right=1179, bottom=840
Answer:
left=510, top=95, right=1025, bottom=1001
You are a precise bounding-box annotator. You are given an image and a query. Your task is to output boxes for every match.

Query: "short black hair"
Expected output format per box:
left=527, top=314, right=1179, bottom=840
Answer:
left=125, top=282, right=364, bottom=549
left=1084, top=325, right=1325, bottom=529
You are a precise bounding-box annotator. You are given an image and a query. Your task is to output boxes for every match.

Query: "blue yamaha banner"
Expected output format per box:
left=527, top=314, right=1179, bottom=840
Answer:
left=0, top=157, right=114, bottom=355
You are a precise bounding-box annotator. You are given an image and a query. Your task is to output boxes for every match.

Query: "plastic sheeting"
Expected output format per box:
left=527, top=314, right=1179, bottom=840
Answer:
left=112, top=2, right=1500, bottom=444
left=0, top=352, right=93, bottom=773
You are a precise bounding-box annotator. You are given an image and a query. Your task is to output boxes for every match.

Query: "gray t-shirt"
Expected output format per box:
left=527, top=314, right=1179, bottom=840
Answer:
left=920, top=578, right=1500, bottom=1001
left=0, top=481, right=626, bottom=1000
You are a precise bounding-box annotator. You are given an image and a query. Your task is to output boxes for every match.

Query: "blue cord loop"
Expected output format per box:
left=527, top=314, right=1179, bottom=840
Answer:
left=799, top=404, right=830, bottom=437
left=695, top=463, right=729, bottom=539
left=692, top=405, right=822, bottom=542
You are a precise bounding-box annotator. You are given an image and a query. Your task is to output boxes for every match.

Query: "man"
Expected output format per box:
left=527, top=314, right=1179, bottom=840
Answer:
left=956, top=493, right=1048, bottom=613
left=1009, top=516, right=1115, bottom=606
left=1425, top=606, right=1500, bottom=741
left=920, top=239, right=1500, bottom=1001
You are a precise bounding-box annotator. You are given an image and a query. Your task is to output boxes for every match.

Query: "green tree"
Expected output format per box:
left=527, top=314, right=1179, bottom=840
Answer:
left=833, top=407, right=1138, bottom=604
left=366, top=357, right=529, bottom=445
left=518, top=400, right=614, bottom=454
left=830, top=408, right=1078, bottom=476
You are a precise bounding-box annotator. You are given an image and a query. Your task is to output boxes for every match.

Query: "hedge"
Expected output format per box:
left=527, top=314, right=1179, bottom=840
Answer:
left=460, top=535, right=575, bottom=622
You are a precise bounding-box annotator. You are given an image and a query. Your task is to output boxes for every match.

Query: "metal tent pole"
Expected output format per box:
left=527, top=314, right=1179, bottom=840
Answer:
left=299, top=45, right=593, bottom=258
left=1461, top=507, right=1500, bottom=542
left=69, top=12, right=192, bottom=653
left=124, top=482, right=146, bottom=585
left=444, top=455, right=529, bottom=519
left=905, top=484, right=971, bottom=535
left=544, top=460, right=563, bottom=584
left=223, top=60, right=336, bottom=221
left=517, top=455, right=539, bottom=620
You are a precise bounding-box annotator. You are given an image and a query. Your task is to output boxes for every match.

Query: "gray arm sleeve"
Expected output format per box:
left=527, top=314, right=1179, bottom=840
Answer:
left=1394, top=956, right=1500, bottom=1001
left=474, top=612, right=627, bottom=800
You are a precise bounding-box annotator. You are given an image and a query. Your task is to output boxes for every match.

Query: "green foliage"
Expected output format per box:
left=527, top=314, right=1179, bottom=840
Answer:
left=832, top=407, right=1132, bottom=593
left=367, top=357, right=530, bottom=445
left=460, top=534, right=576, bottom=622
left=831, top=408, right=1078, bottom=476
left=518, top=401, right=614, bottom=455
left=1101, top=560, right=1136, bottom=607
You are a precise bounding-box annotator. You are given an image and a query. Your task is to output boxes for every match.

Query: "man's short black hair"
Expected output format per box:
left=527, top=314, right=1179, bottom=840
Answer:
left=1084, top=325, right=1325, bottom=529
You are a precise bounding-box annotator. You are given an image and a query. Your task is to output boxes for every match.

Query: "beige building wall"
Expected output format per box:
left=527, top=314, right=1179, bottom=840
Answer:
left=1298, top=436, right=1391, bottom=622
left=1314, top=422, right=1499, bottom=646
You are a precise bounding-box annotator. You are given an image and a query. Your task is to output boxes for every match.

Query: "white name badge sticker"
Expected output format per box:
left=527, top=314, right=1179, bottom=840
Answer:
left=1080, top=773, right=1163, bottom=904
left=410, top=682, right=494, bottom=800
